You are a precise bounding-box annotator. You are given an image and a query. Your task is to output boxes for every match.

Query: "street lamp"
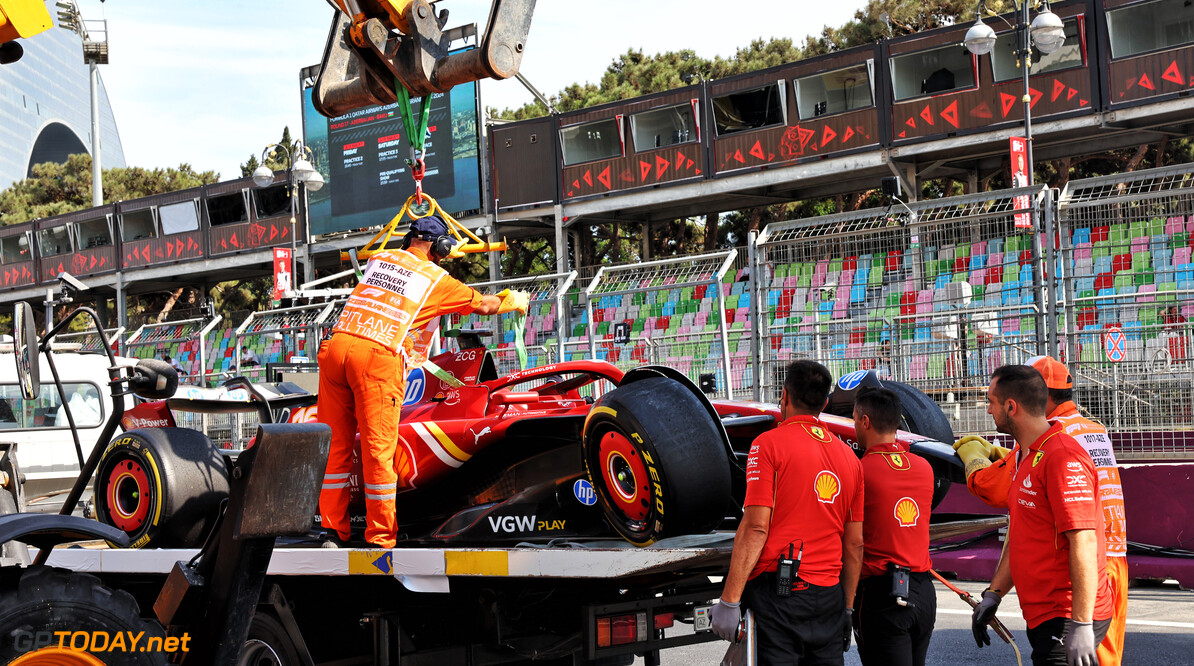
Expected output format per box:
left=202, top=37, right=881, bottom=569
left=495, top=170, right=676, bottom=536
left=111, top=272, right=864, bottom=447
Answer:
left=251, top=139, right=324, bottom=297
left=55, top=0, right=109, bottom=207
left=964, top=0, right=1066, bottom=187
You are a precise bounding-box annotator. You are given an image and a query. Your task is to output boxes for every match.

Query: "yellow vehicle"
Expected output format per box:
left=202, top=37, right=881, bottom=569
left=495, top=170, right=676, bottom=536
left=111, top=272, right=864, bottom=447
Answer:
left=0, top=0, right=52, bottom=65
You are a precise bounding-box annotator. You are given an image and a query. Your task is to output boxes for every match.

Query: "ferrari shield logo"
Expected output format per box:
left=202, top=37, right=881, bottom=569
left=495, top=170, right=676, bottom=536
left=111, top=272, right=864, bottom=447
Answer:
left=805, top=425, right=830, bottom=442
left=1032, top=451, right=1045, bottom=467
left=885, top=453, right=910, bottom=470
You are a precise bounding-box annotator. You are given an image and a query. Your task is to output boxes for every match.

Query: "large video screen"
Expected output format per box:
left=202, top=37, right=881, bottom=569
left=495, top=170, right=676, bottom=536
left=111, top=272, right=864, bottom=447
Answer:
left=302, top=63, right=483, bottom=237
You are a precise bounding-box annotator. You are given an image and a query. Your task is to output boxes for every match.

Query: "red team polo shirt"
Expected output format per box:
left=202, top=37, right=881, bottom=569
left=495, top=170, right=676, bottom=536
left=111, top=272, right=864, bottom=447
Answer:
left=860, top=442, right=935, bottom=578
left=744, top=415, right=864, bottom=586
left=1008, top=422, right=1114, bottom=628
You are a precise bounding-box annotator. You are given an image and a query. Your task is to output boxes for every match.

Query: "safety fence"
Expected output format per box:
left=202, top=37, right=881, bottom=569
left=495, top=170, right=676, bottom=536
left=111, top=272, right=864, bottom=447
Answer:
left=444, top=271, right=578, bottom=377
left=583, top=251, right=739, bottom=398
left=231, top=301, right=342, bottom=382
left=125, top=316, right=222, bottom=384
left=754, top=186, right=1047, bottom=435
left=51, top=326, right=124, bottom=354
left=1056, top=163, right=1194, bottom=458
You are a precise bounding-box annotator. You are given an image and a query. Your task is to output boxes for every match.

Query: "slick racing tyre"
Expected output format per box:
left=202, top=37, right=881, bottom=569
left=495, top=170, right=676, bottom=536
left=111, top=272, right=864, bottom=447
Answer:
left=94, top=428, right=230, bottom=549
left=0, top=566, right=166, bottom=665
left=884, top=380, right=954, bottom=508
left=583, top=376, right=731, bottom=546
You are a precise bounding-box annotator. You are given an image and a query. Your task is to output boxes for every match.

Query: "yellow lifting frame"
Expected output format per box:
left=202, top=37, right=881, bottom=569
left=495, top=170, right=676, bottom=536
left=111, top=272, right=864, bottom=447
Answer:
left=341, top=193, right=506, bottom=263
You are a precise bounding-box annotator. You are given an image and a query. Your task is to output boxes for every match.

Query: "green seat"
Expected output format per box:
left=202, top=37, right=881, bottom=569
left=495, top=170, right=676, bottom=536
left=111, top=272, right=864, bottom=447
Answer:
left=1147, top=217, right=1166, bottom=238
left=1133, top=271, right=1154, bottom=287
left=1132, top=251, right=1151, bottom=271
left=1113, top=273, right=1133, bottom=290
left=1171, top=232, right=1189, bottom=250
left=1093, top=240, right=1112, bottom=258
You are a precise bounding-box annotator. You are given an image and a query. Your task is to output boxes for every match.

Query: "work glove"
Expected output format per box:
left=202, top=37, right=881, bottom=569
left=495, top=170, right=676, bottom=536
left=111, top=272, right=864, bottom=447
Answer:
left=1065, top=620, right=1098, bottom=666
left=971, top=589, right=1001, bottom=648
left=496, top=288, right=530, bottom=316
left=711, top=600, right=741, bottom=642
left=842, top=608, right=853, bottom=652
left=954, top=435, right=994, bottom=480
left=989, top=444, right=1013, bottom=460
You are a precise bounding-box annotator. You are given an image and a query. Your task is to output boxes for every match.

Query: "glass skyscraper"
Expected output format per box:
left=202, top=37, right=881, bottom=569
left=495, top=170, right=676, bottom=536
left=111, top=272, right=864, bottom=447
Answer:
left=0, top=7, right=124, bottom=193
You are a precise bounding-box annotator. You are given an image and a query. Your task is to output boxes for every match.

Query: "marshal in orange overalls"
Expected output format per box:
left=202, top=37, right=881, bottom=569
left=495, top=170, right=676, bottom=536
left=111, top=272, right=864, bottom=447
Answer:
left=318, top=246, right=483, bottom=548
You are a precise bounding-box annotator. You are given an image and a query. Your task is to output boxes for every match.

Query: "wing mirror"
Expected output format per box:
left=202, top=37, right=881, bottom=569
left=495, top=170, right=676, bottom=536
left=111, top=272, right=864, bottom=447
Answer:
left=13, top=302, right=40, bottom=400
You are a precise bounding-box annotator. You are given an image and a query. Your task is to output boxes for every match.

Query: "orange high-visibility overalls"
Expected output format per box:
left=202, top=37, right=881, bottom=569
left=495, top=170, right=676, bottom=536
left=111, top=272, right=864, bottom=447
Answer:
left=967, top=402, right=1127, bottom=665
left=317, top=247, right=482, bottom=547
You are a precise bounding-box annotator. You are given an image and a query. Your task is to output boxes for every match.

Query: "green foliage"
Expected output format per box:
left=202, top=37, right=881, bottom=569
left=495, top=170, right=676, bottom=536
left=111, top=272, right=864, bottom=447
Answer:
left=0, top=154, right=218, bottom=225
left=240, top=126, right=299, bottom=177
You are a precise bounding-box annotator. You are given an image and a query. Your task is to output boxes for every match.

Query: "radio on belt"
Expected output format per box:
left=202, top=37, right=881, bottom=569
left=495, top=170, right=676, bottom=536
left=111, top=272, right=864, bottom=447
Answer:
left=776, top=542, right=802, bottom=597
left=890, top=563, right=912, bottom=607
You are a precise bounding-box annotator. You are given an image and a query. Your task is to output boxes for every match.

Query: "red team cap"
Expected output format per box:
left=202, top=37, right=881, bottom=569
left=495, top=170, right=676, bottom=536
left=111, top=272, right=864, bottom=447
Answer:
left=1027, top=355, right=1073, bottom=390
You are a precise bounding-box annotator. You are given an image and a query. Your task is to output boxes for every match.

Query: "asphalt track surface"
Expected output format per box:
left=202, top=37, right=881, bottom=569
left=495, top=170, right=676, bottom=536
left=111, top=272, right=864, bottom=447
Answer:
left=635, top=579, right=1194, bottom=665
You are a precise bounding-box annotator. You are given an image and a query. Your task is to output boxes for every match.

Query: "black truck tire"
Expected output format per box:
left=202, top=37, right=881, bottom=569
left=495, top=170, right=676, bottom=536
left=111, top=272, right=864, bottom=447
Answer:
left=883, top=380, right=954, bottom=508
left=94, top=428, right=230, bottom=549
left=0, top=490, right=30, bottom=567
left=241, top=611, right=302, bottom=665
left=0, top=566, right=166, bottom=665
left=582, top=376, right=731, bottom=546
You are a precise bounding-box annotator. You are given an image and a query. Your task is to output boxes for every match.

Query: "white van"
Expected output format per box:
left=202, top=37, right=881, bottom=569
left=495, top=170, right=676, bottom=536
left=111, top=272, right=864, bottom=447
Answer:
left=0, top=348, right=132, bottom=504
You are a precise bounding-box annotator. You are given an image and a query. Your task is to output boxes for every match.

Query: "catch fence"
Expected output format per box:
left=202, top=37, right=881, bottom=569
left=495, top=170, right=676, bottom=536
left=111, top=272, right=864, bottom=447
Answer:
left=754, top=186, right=1047, bottom=435
left=125, top=316, right=222, bottom=384
left=1056, top=164, right=1194, bottom=458
left=583, top=251, right=740, bottom=398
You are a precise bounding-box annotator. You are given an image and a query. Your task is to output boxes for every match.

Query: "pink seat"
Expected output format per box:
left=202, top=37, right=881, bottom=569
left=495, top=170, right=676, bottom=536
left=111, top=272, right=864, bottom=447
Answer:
left=1167, top=216, right=1185, bottom=236
left=1136, top=284, right=1157, bottom=302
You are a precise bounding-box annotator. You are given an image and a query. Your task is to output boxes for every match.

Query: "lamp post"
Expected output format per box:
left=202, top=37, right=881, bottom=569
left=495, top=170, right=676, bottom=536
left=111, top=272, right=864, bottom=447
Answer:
left=250, top=140, right=324, bottom=295
left=965, top=1, right=1066, bottom=358
left=55, top=0, right=109, bottom=207
left=963, top=1, right=1066, bottom=186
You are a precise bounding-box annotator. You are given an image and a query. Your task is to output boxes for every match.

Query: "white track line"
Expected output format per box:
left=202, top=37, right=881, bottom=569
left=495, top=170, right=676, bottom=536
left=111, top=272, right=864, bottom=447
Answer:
left=936, top=608, right=1194, bottom=629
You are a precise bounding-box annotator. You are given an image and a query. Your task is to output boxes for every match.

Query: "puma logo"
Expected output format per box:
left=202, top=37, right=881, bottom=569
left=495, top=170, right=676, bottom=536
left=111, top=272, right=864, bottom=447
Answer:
left=471, top=426, right=492, bottom=445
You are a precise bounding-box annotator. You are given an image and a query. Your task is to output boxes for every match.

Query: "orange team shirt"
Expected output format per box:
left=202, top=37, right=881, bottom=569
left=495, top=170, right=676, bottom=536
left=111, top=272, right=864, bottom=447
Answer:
left=333, top=246, right=483, bottom=358
left=859, top=442, right=935, bottom=578
left=967, top=403, right=1126, bottom=559
left=1008, top=422, right=1114, bottom=628
left=744, top=415, right=864, bottom=586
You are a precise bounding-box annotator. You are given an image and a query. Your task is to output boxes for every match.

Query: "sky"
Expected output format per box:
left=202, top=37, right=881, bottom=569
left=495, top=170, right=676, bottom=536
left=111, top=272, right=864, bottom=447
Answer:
left=72, top=1, right=863, bottom=179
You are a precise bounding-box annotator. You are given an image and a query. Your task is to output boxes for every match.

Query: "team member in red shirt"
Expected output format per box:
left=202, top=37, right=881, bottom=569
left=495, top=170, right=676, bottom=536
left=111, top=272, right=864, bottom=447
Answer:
left=972, top=365, right=1113, bottom=666
left=713, top=360, right=865, bottom=665
left=851, top=387, right=936, bottom=666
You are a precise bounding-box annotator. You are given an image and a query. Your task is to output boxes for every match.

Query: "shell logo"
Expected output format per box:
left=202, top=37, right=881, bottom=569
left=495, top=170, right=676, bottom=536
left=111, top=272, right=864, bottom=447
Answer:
left=814, top=470, right=841, bottom=504
left=894, top=496, right=920, bottom=527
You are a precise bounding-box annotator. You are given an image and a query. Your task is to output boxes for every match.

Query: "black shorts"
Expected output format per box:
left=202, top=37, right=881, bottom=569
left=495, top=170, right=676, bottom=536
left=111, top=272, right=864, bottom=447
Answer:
left=742, top=572, right=846, bottom=666
left=1025, top=616, right=1111, bottom=666
left=853, top=571, right=936, bottom=666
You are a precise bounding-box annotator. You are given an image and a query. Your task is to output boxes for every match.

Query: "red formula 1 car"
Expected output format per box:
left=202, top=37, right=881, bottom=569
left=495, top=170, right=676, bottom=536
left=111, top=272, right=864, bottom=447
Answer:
left=97, top=331, right=963, bottom=548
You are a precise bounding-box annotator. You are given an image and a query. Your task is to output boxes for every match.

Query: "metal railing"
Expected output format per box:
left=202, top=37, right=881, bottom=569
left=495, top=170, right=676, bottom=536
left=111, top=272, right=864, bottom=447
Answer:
left=125, top=315, right=222, bottom=384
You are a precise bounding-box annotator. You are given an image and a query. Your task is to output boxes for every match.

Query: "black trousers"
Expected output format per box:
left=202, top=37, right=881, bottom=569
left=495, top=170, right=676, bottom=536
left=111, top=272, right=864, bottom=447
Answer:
left=1025, top=616, right=1111, bottom=666
left=742, top=573, right=846, bottom=666
left=853, top=572, right=936, bottom=666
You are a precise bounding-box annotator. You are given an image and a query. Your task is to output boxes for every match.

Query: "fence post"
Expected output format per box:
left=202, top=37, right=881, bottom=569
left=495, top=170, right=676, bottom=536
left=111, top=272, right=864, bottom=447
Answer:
left=715, top=270, right=734, bottom=400
left=748, top=230, right=762, bottom=401
left=1031, top=189, right=1048, bottom=357
left=1043, top=188, right=1061, bottom=360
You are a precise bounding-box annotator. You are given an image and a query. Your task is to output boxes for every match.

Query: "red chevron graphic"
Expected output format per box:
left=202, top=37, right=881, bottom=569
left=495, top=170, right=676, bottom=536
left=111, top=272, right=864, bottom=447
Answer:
left=971, top=102, right=993, bottom=119
left=686, top=158, right=695, bottom=169
left=821, top=125, right=837, bottom=146
left=175, top=239, right=184, bottom=255
left=842, top=126, right=855, bottom=143
left=1000, top=93, right=1017, bottom=118
left=905, top=116, right=916, bottom=128
left=655, top=154, right=669, bottom=179
left=1052, top=80, right=1066, bottom=102
left=166, top=242, right=173, bottom=258
left=919, top=105, right=934, bottom=126
left=940, top=100, right=959, bottom=128
left=597, top=165, right=611, bottom=188
left=583, top=169, right=592, bottom=187
left=749, top=140, right=765, bottom=160
left=1139, top=73, right=1154, bottom=90
left=230, top=234, right=240, bottom=248
left=640, top=160, right=652, bottom=181
left=141, top=246, right=151, bottom=262
left=1067, top=87, right=1078, bottom=101
left=1163, top=61, right=1183, bottom=85
left=1028, top=87, right=1043, bottom=109
left=571, top=179, right=580, bottom=189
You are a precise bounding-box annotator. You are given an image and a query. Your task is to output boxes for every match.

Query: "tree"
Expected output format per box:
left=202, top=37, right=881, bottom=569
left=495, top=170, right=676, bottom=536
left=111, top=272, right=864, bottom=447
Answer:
left=0, top=154, right=219, bottom=225
left=240, top=126, right=300, bottom=178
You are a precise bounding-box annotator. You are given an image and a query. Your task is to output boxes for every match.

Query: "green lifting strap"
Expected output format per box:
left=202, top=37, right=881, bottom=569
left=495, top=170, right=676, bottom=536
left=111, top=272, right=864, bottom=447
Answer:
left=394, top=80, right=432, bottom=160
left=512, top=312, right=528, bottom=370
